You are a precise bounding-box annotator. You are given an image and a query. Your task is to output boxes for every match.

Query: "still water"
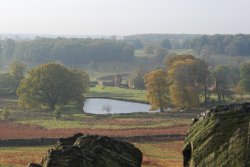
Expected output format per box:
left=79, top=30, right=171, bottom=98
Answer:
left=83, top=98, right=151, bottom=114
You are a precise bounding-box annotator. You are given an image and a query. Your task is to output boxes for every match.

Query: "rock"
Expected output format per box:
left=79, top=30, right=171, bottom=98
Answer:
left=27, top=163, right=42, bottom=167
left=31, top=134, right=142, bottom=167
left=183, top=103, right=250, bottom=167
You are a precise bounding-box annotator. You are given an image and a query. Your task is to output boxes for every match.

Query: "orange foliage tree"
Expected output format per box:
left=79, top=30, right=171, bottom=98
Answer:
left=166, top=55, right=209, bottom=108
left=144, top=69, right=169, bottom=112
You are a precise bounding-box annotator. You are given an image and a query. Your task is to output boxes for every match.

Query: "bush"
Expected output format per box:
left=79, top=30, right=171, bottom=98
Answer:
left=0, top=109, right=10, bottom=120
left=53, top=106, right=62, bottom=120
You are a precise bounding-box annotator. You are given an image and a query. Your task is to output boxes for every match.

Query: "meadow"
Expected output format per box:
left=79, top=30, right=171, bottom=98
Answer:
left=86, top=85, right=147, bottom=102
left=1, top=84, right=248, bottom=166
left=0, top=94, right=195, bottom=167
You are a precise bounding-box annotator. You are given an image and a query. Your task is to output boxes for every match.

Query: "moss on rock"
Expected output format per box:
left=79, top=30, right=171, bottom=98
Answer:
left=183, top=103, right=250, bottom=167
left=28, top=133, right=142, bottom=167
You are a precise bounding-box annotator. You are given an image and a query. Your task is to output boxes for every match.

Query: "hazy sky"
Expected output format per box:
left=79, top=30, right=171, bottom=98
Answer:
left=0, top=0, right=250, bottom=35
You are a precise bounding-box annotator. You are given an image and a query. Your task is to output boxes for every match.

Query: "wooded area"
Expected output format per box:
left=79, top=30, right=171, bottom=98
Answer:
left=0, top=38, right=134, bottom=66
left=126, top=34, right=250, bottom=56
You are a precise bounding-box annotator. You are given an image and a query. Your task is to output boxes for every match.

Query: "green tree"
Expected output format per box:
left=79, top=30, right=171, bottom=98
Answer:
left=213, top=65, right=230, bottom=102
left=144, top=69, right=169, bottom=112
left=131, top=39, right=143, bottom=49
left=154, top=48, right=168, bottom=61
left=0, top=109, right=10, bottom=120
left=17, top=63, right=89, bottom=110
left=239, top=62, right=250, bottom=94
left=0, top=44, right=2, bottom=65
left=161, top=39, right=172, bottom=49
left=53, top=106, right=62, bottom=120
left=228, top=67, right=240, bottom=87
left=234, top=82, right=244, bottom=99
left=144, top=44, right=155, bottom=57
left=87, top=61, right=98, bottom=71
left=2, top=39, right=16, bottom=60
left=9, top=61, right=26, bottom=93
left=130, top=66, right=146, bottom=89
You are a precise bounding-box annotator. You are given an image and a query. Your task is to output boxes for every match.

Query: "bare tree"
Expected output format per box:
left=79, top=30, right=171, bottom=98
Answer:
left=102, top=104, right=112, bottom=114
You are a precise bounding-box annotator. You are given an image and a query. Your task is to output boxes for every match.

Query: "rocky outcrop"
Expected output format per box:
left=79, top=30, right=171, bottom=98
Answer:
left=183, top=103, right=250, bottom=167
left=28, top=133, right=142, bottom=167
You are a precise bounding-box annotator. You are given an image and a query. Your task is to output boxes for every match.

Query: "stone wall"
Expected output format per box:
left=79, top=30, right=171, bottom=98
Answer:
left=0, top=138, right=58, bottom=147
left=0, top=134, right=185, bottom=147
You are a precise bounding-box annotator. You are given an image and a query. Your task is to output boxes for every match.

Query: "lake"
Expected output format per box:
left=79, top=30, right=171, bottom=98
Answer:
left=83, top=98, right=152, bottom=114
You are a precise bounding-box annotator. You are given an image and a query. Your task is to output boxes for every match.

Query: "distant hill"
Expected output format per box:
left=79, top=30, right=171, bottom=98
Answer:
left=124, top=34, right=200, bottom=42
left=0, top=34, right=118, bottom=40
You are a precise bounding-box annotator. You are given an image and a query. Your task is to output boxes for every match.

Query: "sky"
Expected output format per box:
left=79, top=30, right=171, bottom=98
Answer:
left=0, top=0, right=250, bottom=36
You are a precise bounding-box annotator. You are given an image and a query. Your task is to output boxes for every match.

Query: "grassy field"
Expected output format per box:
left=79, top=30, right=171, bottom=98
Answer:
left=0, top=94, right=193, bottom=166
left=0, top=141, right=183, bottom=167
left=16, top=114, right=190, bottom=129
left=86, top=85, right=148, bottom=102
left=0, top=94, right=193, bottom=140
left=0, top=111, right=192, bottom=139
left=136, top=141, right=183, bottom=167
left=0, top=146, right=50, bottom=167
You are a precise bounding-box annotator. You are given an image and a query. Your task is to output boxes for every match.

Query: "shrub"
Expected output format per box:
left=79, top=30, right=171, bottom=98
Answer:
left=0, top=109, right=10, bottom=120
left=53, top=106, right=62, bottom=120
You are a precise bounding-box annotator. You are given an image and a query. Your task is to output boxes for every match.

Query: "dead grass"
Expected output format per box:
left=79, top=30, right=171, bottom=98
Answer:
left=137, top=141, right=183, bottom=167
left=0, top=146, right=50, bottom=167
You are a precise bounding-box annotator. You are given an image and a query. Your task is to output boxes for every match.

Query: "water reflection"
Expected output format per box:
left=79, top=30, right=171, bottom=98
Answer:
left=83, top=98, right=151, bottom=114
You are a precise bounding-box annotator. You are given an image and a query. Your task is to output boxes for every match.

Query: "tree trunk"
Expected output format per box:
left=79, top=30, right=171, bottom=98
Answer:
left=157, top=79, right=164, bottom=112
left=49, top=104, right=55, bottom=110
left=216, top=81, right=221, bottom=103
left=49, top=98, right=56, bottom=110
left=197, top=83, right=200, bottom=104
left=204, top=81, right=208, bottom=107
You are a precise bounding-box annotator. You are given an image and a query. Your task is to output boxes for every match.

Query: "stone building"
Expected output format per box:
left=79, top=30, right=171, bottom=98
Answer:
left=113, top=74, right=122, bottom=87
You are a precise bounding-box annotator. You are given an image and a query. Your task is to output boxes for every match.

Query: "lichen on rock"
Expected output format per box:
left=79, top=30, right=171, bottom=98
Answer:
left=183, top=103, right=250, bottom=167
left=28, top=133, right=142, bottom=167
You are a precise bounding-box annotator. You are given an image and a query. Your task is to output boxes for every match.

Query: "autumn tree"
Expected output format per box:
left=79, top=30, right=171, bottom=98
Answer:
left=144, top=69, right=169, bottom=112
left=167, top=55, right=209, bottom=108
left=17, top=63, right=89, bottom=110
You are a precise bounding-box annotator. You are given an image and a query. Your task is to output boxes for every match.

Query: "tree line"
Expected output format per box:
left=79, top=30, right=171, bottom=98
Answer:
left=183, top=34, right=250, bottom=56
left=125, top=34, right=250, bottom=56
left=0, top=38, right=134, bottom=66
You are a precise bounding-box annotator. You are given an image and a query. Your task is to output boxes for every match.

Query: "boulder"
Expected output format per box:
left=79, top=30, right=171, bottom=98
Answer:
left=30, top=133, right=142, bottom=167
left=27, top=163, right=42, bottom=167
left=183, top=103, right=250, bottom=167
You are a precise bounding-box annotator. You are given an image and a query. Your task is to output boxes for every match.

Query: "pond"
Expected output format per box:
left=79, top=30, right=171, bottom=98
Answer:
left=83, top=98, right=152, bottom=114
